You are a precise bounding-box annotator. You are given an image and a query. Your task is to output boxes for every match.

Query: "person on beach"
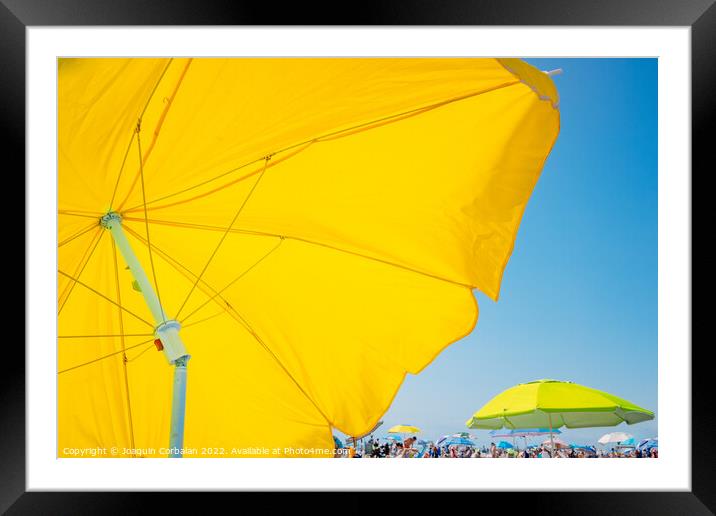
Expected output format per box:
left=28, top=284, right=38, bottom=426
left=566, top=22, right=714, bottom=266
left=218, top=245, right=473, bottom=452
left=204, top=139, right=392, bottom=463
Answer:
left=364, top=438, right=373, bottom=457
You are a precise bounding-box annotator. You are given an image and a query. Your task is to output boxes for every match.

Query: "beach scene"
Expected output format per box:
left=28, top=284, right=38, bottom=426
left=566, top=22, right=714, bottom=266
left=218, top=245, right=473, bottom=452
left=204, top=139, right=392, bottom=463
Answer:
left=57, top=57, right=656, bottom=458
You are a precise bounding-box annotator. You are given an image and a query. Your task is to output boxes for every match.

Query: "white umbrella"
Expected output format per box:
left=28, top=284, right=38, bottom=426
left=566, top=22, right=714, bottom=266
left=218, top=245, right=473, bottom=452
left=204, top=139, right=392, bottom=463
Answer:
left=598, top=432, right=633, bottom=445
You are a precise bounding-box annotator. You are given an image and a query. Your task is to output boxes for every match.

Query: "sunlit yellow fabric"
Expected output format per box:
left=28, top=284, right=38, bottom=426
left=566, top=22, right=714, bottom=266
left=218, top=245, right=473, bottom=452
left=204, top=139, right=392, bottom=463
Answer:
left=388, top=425, right=421, bottom=434
left=465, top=379, right=654, bottom=430
left=58, top=58, right=559, bottom=457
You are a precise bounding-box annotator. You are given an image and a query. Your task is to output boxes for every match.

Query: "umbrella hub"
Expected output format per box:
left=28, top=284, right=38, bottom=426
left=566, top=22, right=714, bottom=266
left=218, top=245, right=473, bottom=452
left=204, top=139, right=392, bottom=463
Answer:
left=99, top=211, right=122, bottom=230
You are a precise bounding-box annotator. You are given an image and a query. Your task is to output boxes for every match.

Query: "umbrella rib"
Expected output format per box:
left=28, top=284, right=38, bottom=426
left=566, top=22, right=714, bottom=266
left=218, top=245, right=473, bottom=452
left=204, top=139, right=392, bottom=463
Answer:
left=503, top=416, right=517, bottom=429
left=181, top=309, right=227, bottom=329
left=116, top=225, right=335, bottom=428
left=173, top=156, right=272, bottom=321
left=107, top=58, right=174, bottom=210
left=121, top=224, right=241, bottom=322
left=222, top=303, right=335, bottom=428
left=122, top=220, right=283, bottom=328
left=115, top=58, right=193, bottom=211
left=58, top=338, right=155, bottom=374
left=178, top=237, right=284, bottom=326
left=135, top=124, right=166, bottom=325
left=58, top=228, right=104, bottom=316
left=57, top=269, right=155, bottom=328
left=120, top=79, right=521, bottom=214
left=125, top=342, right=156, bottom=362
left=123, top=142, right=313, bottom=215
left=58, top=222, right=99, bottom=248
left=122, top=216, right=476, bottom=290
left=124, top=226, right=228, bottom=306
left=59, top=210, right=103, bottom=218
left=58, top=333, right=154, bottom=339
left=107, top=130, right=136, bottom=210
left=111, top=237, right=137, bottom=455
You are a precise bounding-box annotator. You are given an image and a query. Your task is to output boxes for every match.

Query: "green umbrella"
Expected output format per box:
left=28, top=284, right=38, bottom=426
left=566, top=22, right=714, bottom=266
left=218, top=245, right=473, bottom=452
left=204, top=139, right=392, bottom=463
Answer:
left=465, top=379, right=654, bottom=457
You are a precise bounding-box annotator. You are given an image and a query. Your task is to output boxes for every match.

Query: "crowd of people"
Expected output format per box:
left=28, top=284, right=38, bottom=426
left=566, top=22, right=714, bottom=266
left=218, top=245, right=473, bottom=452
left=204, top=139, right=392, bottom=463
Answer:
left=337, top=436, right=658, bottom=459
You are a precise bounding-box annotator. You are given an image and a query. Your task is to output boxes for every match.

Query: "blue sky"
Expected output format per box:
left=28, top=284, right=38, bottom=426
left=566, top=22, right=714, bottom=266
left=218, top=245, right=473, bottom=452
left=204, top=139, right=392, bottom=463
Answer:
left=338, top=58, right=658, bottom=448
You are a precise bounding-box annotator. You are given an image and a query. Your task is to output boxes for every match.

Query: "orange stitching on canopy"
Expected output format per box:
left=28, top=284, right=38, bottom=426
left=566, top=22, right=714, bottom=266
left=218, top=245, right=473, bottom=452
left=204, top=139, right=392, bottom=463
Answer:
left=120, top=216, right=477, bottom=290
left=108, top=58, right=173, bottom=209
left=120, top=80, right=520, bottom=214
left=123, top=143, right=312, bottom=214
left=116, top=58, right=193, bottom=211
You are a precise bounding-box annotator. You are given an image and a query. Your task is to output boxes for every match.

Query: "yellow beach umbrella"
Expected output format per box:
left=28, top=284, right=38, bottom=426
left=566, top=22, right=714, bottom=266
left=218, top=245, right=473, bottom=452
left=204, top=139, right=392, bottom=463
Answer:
left=58, top=58, right=560, bottom=457
left=466, top=379, right=654, bottom=457
left=388, top=425, right=422, bottom=434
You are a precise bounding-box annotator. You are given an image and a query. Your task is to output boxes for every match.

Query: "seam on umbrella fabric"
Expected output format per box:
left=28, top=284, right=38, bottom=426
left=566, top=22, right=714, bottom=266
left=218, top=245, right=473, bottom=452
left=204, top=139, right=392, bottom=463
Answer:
left=108, top=58, right=174, bottom=209
left=123, top=142, right=314, bottom=214
left=121, top=216, right=478, bottom=291
left=120, top=80, right=522, bottom=214
left=114, top=58, right=193, bottom=211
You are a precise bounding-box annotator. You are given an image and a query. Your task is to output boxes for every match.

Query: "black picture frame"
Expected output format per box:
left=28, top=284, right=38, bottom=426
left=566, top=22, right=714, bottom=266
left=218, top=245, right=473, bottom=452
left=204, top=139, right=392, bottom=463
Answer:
left=5, top=1, right=708, bottom=513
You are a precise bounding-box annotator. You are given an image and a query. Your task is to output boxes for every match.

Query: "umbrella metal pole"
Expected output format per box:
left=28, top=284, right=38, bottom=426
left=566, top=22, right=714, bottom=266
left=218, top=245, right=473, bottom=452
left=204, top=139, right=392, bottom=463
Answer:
left=548, top=414, right=555, bottom=459
left=101, top=212, right=190, bottom=458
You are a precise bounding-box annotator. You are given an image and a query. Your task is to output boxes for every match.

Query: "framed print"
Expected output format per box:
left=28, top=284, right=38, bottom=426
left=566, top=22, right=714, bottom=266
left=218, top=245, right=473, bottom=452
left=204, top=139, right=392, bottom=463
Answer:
left=7, top=0, right=709, bottom=513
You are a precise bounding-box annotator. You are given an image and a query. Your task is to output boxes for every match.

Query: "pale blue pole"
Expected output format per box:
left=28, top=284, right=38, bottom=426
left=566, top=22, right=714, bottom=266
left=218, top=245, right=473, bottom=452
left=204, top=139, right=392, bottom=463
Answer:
left=101, top=212, right=190, bottom=458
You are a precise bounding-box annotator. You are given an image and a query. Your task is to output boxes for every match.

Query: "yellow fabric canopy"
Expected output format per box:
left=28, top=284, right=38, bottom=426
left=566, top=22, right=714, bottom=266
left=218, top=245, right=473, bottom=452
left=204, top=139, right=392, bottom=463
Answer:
left=58, top=58, right=560, bottom=457
left=388, top=425, right=421, bottom=434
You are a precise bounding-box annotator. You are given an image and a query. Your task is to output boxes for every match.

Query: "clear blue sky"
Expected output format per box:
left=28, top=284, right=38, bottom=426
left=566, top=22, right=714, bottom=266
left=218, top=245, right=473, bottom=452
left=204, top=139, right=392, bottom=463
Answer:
left=338, top=58, right=658, bottom=448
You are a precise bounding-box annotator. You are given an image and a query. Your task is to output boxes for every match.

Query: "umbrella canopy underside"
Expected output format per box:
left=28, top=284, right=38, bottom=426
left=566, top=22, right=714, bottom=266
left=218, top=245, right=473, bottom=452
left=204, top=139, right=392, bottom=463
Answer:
left=58, top=58, right=559, bottom=457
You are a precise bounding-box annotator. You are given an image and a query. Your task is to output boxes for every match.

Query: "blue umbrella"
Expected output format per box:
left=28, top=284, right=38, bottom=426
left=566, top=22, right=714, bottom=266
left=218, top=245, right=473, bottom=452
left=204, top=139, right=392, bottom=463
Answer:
left=440, top=436, right=476, bottom=447
left=570, top=444, right=596, bottom=452
left=333, top=435, right=344, bottom=448
left=637, top=438, right=658, bottom=451
left=617, top=437, right=637, bottom=448
left=496, top=440, right=514, bottom=449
